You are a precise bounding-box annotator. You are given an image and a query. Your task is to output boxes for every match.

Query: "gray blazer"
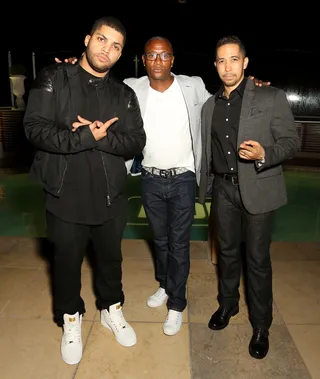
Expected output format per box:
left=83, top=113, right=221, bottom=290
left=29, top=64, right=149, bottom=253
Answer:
left=124, top=74, right=211, bottom=185
left=198, top=78, right=301, bottom=214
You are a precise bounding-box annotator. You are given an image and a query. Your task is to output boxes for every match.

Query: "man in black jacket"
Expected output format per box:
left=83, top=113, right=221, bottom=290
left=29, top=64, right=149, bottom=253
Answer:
left=23, top=16, right=146, bottom=365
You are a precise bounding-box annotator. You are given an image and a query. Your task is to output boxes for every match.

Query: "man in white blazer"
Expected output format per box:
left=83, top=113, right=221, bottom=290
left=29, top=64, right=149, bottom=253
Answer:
left=123, top=36, right=212, bottom=336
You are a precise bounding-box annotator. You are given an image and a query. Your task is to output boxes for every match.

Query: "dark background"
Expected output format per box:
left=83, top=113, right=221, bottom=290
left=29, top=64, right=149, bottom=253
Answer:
left=1, top=1, right=319, bottom=118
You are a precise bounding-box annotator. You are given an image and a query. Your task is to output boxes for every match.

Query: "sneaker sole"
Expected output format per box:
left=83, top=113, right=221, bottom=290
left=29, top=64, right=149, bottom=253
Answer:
left=62, top=356, right=82, bottom=365
left=163, top=324, right=182, bottom=336
left=61, top=346, right=82, bottom=365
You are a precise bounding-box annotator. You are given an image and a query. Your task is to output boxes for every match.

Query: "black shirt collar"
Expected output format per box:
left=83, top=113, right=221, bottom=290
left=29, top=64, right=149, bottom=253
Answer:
left=215, top=77, right=247, bottom=101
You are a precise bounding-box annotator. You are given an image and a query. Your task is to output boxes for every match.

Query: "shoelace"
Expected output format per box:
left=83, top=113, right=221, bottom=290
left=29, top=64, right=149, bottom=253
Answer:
left=165, top=311, right=181, bottom=325
left=64, top=323, right=81, bottom=344
left=220, top=308, right=229, bottom=319
left=254, top=327, right=268, bottom=339
left=110, top=309, right=127, bottom=330
left=153, top=288, right=167, bottom=299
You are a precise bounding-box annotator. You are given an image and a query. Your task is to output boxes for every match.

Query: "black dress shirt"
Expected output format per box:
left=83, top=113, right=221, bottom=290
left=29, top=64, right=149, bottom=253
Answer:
left=211, top=77, right=247, bottom=175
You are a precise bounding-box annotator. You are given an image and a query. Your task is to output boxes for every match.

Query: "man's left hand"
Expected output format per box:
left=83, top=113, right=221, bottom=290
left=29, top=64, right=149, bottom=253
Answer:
left=238, top=140, right=265, bottom=160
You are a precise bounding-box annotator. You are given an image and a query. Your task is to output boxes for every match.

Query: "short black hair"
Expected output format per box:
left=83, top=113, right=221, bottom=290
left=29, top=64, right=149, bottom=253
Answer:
left=144, top=36, right=173, bottom=53
left=215, top=35, right=246, bottom=59
left=90, top=16, right=126, bottom=46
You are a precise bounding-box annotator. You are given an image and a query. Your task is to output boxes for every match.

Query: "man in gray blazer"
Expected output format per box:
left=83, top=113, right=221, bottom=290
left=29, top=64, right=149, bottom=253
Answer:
left=198, top=35, right=301, bottom=359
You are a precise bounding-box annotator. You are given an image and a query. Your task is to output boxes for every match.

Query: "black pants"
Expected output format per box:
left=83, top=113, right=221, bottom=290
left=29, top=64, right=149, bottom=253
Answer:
left=212, top=176, right=274, bottom=329
left=46, top=207, right=127, bottom=326
left=141, top=169, right=196, bottom=312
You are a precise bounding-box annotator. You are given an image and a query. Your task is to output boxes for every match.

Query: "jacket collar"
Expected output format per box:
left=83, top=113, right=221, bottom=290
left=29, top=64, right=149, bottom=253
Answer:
left=64, top=62, right=110, bottom=86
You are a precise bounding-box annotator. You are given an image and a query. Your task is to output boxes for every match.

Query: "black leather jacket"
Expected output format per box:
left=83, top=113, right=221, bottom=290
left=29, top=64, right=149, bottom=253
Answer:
left=24, top=63, right=145, bottom=204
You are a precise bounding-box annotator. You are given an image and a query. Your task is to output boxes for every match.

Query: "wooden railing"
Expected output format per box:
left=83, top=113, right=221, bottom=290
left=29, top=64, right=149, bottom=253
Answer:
left=0, top=109, right=320, bottom=155
left=0, top=108, right=30, bottom=152
left=296, top=121, right=320, bottom=153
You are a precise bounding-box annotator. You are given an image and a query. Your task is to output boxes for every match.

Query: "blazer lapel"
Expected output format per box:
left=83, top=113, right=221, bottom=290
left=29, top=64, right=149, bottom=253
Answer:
left=204, top=97, right=216, bottom=169
left=176, top=75, right=193, bottom=112
left=138, top=85, right=149, bottom=117
left=238, top=79, right=255, bottom=148
left=133, top=79, right=150, bottom=117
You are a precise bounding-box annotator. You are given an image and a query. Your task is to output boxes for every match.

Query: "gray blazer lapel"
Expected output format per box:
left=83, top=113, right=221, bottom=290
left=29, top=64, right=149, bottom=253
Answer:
left=176, top=76, right=193, bottom=110
left=204, top=97, right=216, bottom=168
left=136, top=83, right=149, bottom=117
left=238, top=79, right=255, bottom=148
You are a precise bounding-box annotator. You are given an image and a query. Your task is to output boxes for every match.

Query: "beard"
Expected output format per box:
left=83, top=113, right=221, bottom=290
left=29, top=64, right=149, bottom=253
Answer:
left=223, top=76, right=238, bottom=87
left=85, top=48, right=113, bottom=74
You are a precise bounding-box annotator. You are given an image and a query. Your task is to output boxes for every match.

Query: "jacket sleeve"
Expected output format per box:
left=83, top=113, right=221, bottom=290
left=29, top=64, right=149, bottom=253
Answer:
left=258, top=89, right=301, bottom=170
left=96, top=88, right=146, bottom=159
left=23, top=65, right=97, bottom=154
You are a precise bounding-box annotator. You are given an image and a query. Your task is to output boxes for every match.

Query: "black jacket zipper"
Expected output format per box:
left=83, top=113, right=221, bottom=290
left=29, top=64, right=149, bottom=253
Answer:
left=100, top=152, right=111, bottom=207
left=95, top=86, right=111, bottom=206
left=57, top=159, right=67, bottom=195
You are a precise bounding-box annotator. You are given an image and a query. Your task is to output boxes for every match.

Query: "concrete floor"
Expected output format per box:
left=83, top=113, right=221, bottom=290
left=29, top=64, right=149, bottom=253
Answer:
left=0, top=237, right=319, bottom=378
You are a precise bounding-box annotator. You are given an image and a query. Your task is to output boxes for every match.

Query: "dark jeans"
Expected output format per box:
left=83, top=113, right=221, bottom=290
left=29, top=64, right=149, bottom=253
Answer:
left=212, top=176, right=274, bottom=329
left=46, top=205, right=127, bottom=326
left=141, top=169, right=196, bottom=312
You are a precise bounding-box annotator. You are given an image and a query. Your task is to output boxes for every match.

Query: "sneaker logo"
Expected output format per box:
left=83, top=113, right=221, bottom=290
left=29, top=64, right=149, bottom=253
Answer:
left=69, top=317, right=76, bottom=322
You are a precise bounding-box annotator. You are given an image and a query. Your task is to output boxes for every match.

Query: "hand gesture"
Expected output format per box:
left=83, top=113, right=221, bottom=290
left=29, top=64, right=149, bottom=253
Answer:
left=72, top=115, right=91, bottom=131
left=238, top=140, right=265, bottom=160
left=72, top=115, right=118, bottom=141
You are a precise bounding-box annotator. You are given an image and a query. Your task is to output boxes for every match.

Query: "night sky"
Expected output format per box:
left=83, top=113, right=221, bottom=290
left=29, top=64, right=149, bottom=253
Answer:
left=0, top=2, right=317, bottom=106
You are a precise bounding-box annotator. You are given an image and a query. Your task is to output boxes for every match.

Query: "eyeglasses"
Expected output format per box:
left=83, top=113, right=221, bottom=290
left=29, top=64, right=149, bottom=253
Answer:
left=144, top=52, right=173, bottom=61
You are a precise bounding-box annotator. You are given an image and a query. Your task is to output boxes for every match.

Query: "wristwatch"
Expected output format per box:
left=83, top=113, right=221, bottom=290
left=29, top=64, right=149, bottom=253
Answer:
left=256, top=156, right=265, bottom=168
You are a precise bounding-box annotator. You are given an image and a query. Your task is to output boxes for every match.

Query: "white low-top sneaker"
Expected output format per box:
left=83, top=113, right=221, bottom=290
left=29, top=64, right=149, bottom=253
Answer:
left=101, top=302, right=137, bottom=347
left=147, top=287, right=168, bottom=308
left=163, top=309, right=182, bottom=336
left=61, top=312, right=82, bottom=365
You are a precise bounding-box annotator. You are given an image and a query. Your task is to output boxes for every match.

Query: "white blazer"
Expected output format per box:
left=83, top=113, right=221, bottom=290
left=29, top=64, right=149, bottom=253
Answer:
left=123, top=73, right=211, bottom=185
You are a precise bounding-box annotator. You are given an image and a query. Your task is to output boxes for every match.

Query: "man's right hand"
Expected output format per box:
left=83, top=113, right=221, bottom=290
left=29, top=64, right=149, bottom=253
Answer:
left=55, top=57, right=78, bottom=64
left=72, top=115, right=119, bottom=141
left=90, top=118, right=119, bottom=141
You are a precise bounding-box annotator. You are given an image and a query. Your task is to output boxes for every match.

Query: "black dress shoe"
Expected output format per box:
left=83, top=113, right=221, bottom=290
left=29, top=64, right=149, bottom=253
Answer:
left=249, top=328, right=269, bottom=359
left=208, top=305, right=239, bottom=330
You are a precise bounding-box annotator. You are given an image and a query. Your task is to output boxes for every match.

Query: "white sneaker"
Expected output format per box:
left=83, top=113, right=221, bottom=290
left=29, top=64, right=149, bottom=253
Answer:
left=147, top=287, right=168, bottom=308
left=101, top=302, right=136, bottom=347
left=61, top=312, right=82, bottom=365
left=163, top=310, right=182, bottom=336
